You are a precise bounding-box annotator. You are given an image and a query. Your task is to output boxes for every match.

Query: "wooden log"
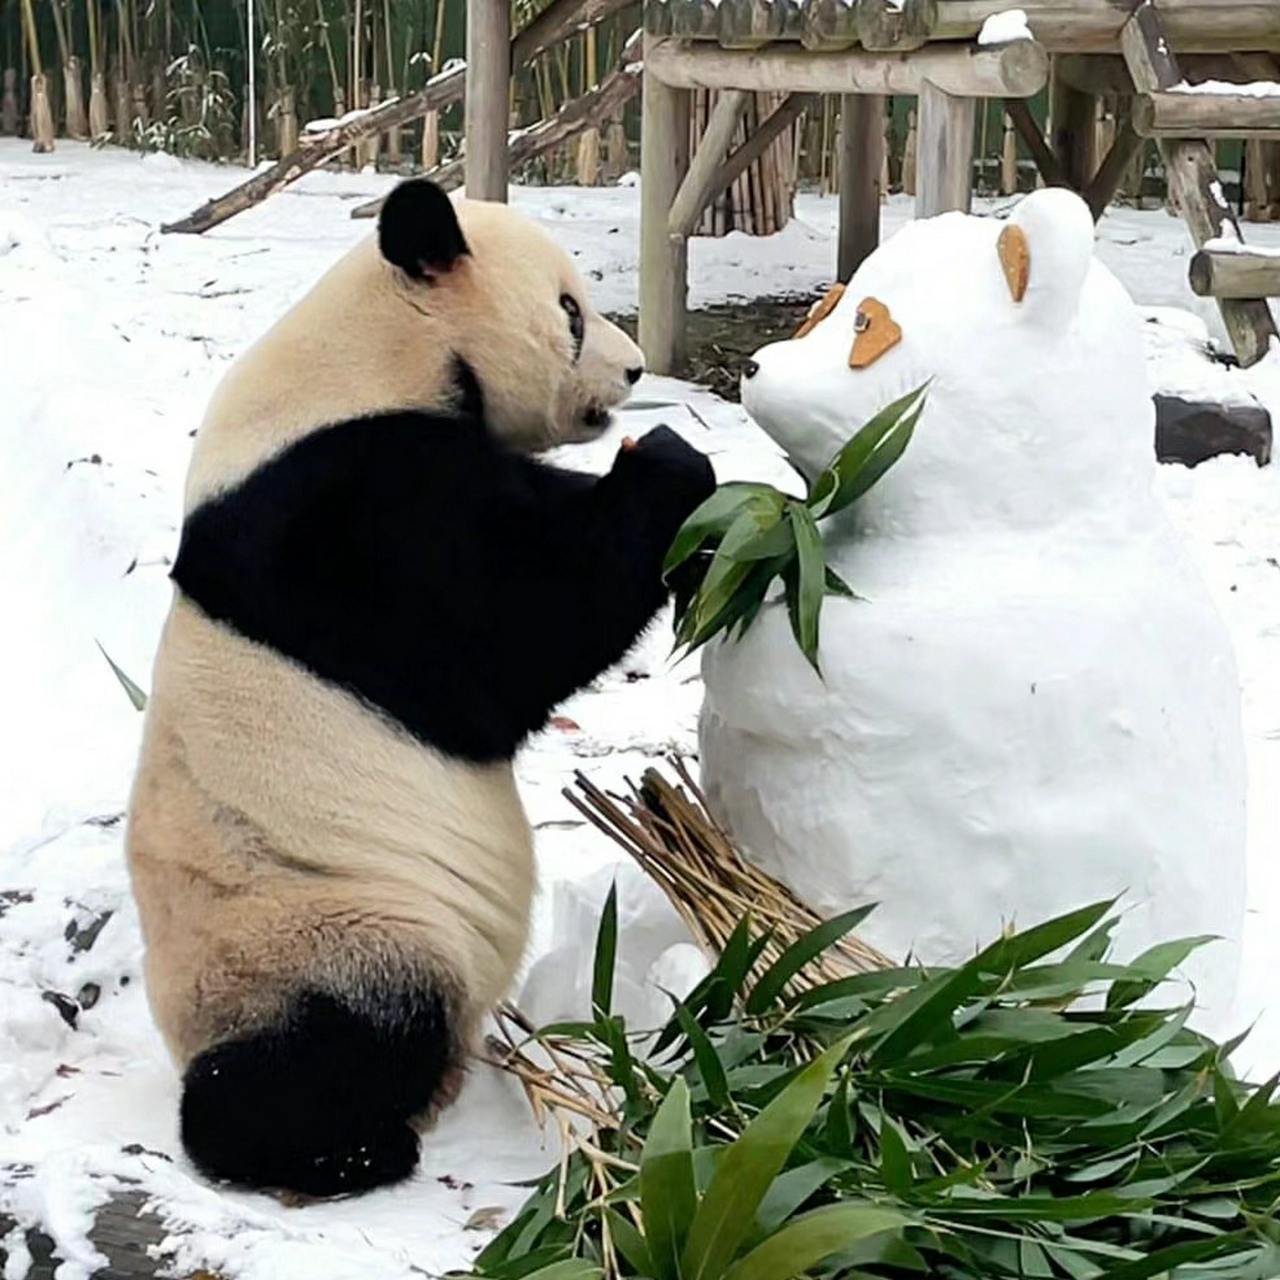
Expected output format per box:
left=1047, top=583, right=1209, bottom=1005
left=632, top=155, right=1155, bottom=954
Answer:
left=465, top=0, right=510, bottom=199
left=1084, top=106, right=1143, bottom=218
left=640, top=34, right=692, bottom=374
left=2, top=69, right=18, bottom=135
left=1000, top=111, right=1018, bottom=193
left=853, top=0, right=937, bottom=53
left=916, top=80, right=975, bottom=217
left=647, top=0, right=1280, bottom=55
left=1162, top=140, right=1278, bottom=365
left=1189, top=246, right=1280, bottom=298
left=515, top=0, right=634, bottom=67
left=643, top=36, right=1049, bottom=99
left=1243, top=138, right=1271, bottom=220
left=88, top=70, right=108, bottom=137
left=1004, top=96, right=1066, bottom=186
left=669, top=88, right=748, bottom=237
left=902, top=106, right=917, bottom=195
left=1132, top=91, right=1280, bottom=141
left=837, top=93, right=884, bottom=278
left=29, top=72, right=55, bottom=152
left=349, top=32, right=644, bottom=217
left=1049, top=73, right=1098, bottom=191
left=705, top=91, right=810, bottom=218
left=421, top=108, right=440, bottom=168
left=1121, top=1, right=1181, bottom=94
left=63, top=55, right=88, bottom=139
left=162, top=64, right=466, bottom=233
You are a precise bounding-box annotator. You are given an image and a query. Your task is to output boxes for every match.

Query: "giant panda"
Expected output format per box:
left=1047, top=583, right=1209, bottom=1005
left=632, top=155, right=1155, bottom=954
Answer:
left=125, top=177, right=715, bottom=1198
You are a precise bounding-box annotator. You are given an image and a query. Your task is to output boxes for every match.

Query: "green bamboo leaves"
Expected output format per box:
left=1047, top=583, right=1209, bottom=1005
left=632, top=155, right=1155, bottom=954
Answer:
left=664, top=384, right=929, bottom=672
left=473, top=895, right=1280, bottom=1280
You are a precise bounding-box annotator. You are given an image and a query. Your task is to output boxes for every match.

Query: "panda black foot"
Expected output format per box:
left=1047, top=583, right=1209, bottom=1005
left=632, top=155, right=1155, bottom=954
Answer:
left=180, top=986, right=453, bottom=1196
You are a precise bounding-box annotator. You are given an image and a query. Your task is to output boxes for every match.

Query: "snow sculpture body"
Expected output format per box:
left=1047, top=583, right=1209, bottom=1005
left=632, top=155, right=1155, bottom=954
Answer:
left=700, top=189, right=1247, bottom=1031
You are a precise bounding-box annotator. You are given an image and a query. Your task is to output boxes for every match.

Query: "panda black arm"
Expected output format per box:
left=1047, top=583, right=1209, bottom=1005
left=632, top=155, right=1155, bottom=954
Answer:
left=172, top=412, right=714, bottom=764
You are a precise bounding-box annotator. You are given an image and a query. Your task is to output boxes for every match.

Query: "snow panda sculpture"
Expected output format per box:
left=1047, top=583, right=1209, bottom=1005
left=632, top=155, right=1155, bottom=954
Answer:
left=700, top=188, right=1247, bottom=1031
left=125, top=178, right=715, bottom=1197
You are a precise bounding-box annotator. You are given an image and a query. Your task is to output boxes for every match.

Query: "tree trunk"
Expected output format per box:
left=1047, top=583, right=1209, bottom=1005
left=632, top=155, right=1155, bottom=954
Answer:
left=88, top=69, right=108, bottom=135
left=63, top=53, right=88, bottom=138
left=30, top=72, right=55, bottom=150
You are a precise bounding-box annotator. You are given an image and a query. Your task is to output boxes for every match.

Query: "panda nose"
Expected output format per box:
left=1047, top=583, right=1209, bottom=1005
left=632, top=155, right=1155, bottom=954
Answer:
left=626, top=366, right=643, bottom=385
left=742, top=360, right=760, bottom=380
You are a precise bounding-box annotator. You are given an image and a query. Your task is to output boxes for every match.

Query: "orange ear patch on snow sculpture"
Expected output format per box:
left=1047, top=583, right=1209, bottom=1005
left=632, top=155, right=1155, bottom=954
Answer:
left=792, top=282, right=846, bottom=339
left=997, top=223, right=1031, bottom=303
left=847, top=297, right=901, bottom=369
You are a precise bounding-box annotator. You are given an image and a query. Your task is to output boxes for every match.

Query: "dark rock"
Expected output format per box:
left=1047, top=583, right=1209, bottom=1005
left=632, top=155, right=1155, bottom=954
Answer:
left=1154, top=394, right=1272, bottom=468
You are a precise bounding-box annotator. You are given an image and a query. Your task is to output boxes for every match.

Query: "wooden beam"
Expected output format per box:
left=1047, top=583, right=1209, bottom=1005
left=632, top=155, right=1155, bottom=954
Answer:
left=513, top=0, right=633, bottom=66
left=669, top=89, right=749, bottom=238
left=1121, top=1, right=1182, bottom=93
left=639, top=38, right=692, bottom=375
left=1050, top=74, right=1099, bottom=190
left=853, top=0, right=937, bottom=53
left=838, top=93, right=885, bottom=278
left=349, top=32, right=643, bottom=219
left=916, top=80, right=976, bottom=217
left=465, top=0, right=510, bottom=200
left=1132, top=91, right=1280, bottom=140
left=1004, top=96, right=1067, bottom=187
left=1163, top=140, right=1279, bottom=365
left=1189, top=246, right=1280, bottom=298
left=643, top=36, right=1049, bottom=99
left=1084, top=110, right=1144, bottom=219
left=706, top=92, right=811, bottom=210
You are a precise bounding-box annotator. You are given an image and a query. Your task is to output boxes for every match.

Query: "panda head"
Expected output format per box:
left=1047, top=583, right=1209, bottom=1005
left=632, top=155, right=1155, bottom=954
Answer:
left=377, top=178, right=643, bottom=449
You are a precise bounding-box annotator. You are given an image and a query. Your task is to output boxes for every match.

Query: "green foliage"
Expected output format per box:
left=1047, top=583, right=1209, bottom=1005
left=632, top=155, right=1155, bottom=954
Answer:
left=96, top=641, right=148, bottom=710
left=471, top=903, right=1280, bottom=1280
left=664, top=385, right=929, bottom=673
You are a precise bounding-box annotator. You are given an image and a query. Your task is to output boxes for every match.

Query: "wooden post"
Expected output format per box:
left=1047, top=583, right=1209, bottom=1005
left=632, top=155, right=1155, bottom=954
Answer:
left=1050, top=75, right=1098, bottom=192
left=1190, top=247, right=1280, bottom=299
left=915, top=80, right=975, bottom=217
left=465, top=0, right=510, bottom=200
left=902, top=107, right=917, bottom=196
left=1000, top=111, right=1018, bottom=193
left=838, top=93, right=884, bottom=279
left=639, top=39, right=691, bottom=375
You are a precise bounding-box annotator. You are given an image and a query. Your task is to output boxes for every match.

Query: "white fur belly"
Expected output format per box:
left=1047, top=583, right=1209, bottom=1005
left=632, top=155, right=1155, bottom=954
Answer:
left=144, top=597, right=536, bottom=1009
left=699, top=528, right=1247, bottom=1035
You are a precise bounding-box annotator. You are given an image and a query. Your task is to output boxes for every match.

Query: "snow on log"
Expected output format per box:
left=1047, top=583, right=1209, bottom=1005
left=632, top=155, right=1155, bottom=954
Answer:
left=349, top=30, right=643, bottom=220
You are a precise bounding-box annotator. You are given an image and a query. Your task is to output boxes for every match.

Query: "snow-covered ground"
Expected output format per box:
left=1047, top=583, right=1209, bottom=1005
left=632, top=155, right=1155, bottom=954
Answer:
left=1, top=139, right=1278, bottom=1278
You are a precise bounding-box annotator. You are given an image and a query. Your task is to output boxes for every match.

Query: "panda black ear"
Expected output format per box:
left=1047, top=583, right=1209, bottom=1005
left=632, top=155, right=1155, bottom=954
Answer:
left=378, top=178, right=470, bottom=281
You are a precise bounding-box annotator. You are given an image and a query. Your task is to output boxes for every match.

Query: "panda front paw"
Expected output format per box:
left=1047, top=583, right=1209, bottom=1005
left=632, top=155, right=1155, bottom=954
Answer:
left=613, top=425, right=716, bottom=516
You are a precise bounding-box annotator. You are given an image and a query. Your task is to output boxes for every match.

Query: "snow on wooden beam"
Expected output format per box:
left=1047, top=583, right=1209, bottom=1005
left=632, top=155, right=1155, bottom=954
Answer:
left=1189, top=244, right=1280, bottom=299
left=643, top=35, right=1049, bottom=98
left=1132, top=87, right=1280, bottom=140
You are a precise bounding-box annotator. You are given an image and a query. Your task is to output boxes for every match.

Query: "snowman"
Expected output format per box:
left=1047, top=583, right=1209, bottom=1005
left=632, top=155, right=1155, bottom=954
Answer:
left=699, top=188, right=1247, bottom=1033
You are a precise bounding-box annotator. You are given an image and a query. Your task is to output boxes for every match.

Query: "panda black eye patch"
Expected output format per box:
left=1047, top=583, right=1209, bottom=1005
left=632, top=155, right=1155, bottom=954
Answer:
left=560, top=294, right=584, bottom=359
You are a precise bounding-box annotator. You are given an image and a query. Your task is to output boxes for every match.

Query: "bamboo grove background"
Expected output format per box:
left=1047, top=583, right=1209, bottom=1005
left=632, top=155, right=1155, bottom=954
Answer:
left=0, top=0, right=1267, bottom=213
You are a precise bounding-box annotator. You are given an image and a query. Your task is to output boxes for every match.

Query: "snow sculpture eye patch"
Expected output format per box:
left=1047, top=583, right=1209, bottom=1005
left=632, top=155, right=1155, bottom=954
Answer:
left=792, top=282, right=845, bottom=339
left=847, top=297, right=902, bottom=369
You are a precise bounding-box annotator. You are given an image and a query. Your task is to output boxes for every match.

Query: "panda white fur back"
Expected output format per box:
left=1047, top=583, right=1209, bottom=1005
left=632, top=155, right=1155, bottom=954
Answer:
left=126, top=179, right=715, bottom=1197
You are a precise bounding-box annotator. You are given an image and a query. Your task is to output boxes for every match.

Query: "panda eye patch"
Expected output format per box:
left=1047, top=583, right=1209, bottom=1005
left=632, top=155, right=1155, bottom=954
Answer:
left=560, top=294, right=584, bottom=358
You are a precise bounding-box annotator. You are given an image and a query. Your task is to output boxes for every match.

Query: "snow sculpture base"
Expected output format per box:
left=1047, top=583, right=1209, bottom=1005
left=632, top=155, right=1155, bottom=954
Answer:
left=700, top=190, right=1248, bottom=1034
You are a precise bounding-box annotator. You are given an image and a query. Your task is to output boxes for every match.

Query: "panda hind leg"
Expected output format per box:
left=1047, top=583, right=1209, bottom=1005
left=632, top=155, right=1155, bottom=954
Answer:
left=180, top=985, right=456, bottom=1198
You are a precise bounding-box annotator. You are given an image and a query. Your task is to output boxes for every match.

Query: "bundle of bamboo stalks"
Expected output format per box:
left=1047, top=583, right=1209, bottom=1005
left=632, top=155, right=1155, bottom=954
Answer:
left=565, top=759, right=891, bottom=987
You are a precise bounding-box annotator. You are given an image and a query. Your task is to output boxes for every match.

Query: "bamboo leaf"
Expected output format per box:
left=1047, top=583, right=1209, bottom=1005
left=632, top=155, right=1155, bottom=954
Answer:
left=663, top=484, right=781, bottom=575
left=592, top=880, right=618, bottom=1018
left=746, top=904, right=876, bottom=1014
left=641, top=1077, right=698, bottom=1280
left=681, top=1036, right=853, bottom=1280
left=787, top=502, right=825, bottom=673
left=720, top=1203, right=909, bottom=1280
left=1106, top=935, right=1219, bottom=1010
left=673, top=997, right=732, bottom=1110
left=96, top=641, right=148, bottom=710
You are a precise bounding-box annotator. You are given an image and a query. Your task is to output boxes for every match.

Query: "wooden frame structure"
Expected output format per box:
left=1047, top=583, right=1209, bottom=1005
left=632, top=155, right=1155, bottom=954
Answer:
left=590, top=0, right=1280, bottom=375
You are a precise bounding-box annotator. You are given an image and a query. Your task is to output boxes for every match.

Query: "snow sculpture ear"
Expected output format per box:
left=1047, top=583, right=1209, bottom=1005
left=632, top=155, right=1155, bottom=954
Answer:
left=1000, top=188, right=1095, bottom=329
left=792, top=282, right=845, bottom=339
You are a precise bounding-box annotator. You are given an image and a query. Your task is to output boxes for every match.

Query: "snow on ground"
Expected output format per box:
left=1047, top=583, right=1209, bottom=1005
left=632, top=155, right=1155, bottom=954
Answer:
left=1, top=139, right=1278, bottom=1277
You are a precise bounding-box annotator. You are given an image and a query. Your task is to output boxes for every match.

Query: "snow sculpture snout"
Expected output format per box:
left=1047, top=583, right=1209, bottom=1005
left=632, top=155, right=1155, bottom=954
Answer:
left=706, top=188, right=1248, bottom=1036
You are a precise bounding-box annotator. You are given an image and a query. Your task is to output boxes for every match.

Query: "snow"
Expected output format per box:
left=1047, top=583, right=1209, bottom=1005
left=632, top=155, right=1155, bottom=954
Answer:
left=1, top=140, right=1279, bottom=1276
left=977, top=8, right=1031, bottom=47
left=1170, top=79, right=1280, bottom=98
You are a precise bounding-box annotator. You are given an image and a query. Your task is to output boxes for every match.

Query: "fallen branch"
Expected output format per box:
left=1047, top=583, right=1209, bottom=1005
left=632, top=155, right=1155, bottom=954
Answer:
left=161, top=68, right=465, bottom=234
left=161, top=0, right=636, bottom=237
left=349, top=29, right=643, bottom=219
